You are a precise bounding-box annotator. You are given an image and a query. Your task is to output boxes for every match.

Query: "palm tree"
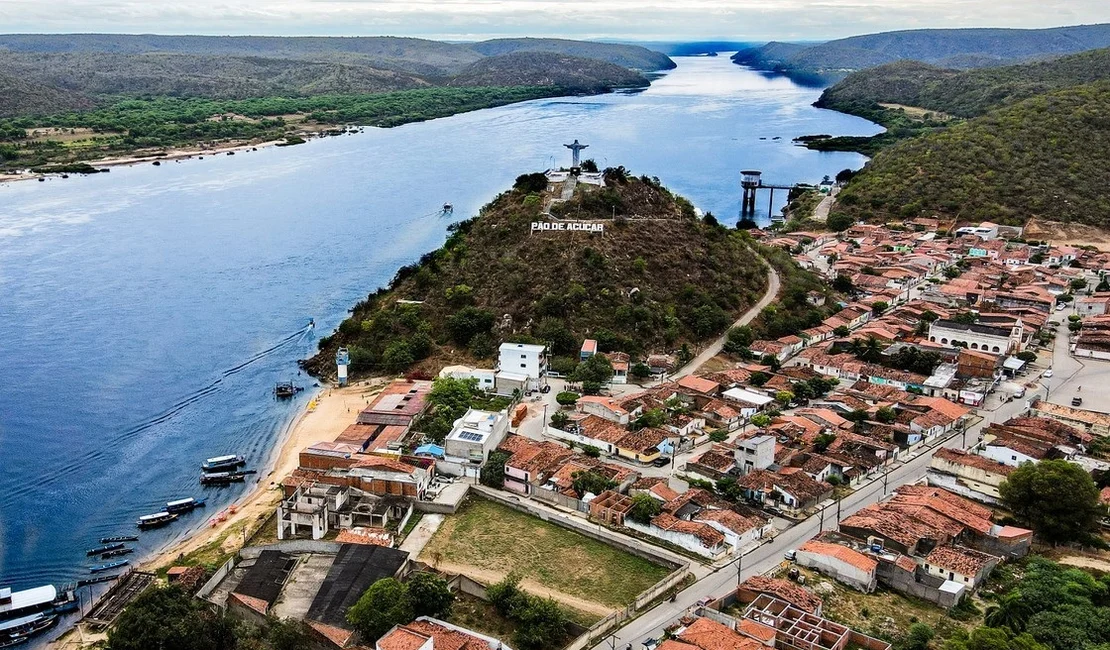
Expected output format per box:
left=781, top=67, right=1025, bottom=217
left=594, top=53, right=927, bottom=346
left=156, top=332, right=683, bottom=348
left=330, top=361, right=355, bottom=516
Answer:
left=984, top=592, right=1032, bottom=632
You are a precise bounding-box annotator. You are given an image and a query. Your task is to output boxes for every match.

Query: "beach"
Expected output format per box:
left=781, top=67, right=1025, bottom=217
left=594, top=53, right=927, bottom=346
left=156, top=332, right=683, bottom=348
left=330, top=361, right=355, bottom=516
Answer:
left=142, top=380, right=384, bottom=571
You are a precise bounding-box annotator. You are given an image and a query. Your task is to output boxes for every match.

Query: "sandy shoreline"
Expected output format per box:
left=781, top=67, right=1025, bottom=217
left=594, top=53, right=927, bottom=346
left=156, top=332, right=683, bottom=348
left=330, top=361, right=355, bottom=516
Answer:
left=142, top=380, right=384, bottom=571
left=1, top=138, right=291, bottom=185
left=48, top=380, right=384, bottom=649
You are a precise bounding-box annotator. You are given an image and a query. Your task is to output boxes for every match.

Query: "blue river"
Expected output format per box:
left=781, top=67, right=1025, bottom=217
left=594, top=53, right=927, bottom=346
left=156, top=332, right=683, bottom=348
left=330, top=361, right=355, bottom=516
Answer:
left=0, top=54, right=880, bottom=608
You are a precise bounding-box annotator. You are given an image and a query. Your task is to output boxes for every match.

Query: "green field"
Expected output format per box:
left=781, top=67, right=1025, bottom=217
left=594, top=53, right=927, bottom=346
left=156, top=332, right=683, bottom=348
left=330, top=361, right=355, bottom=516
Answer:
left=420, top=497, right=671, bottom=609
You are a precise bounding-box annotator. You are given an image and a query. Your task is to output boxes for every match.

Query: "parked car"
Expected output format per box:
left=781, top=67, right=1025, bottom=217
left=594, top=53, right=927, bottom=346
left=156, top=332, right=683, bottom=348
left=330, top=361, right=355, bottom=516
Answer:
left=1043, top=369, right=1054, bottom=378
left=784, top=549, right=797, bottom=561
left=1072, top=397, right=1083, bottom=406
left=652, top=457, right=670, bottom=467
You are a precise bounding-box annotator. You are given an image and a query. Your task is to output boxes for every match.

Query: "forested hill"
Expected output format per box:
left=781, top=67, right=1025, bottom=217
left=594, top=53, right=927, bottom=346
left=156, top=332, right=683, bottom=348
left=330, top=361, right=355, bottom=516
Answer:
left=468, top=38, right=675, bottom=71
left=816, top=47, right=1110, bottom=119
left=305, top=170, right=767, bottom=378
left=448, top=53, right=647, bottom=92
left=0, top=71, right=95, bottom=116
left=731, top=23, right=1110, bottom=84
left=830, top=83, right=1110, bottom=227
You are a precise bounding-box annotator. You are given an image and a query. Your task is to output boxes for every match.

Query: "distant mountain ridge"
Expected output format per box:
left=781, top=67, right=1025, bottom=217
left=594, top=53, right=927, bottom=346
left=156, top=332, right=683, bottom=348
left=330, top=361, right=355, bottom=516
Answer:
left=0, top=34, right=672, bottom=117
left=731, top=23, right=1110, bottom=84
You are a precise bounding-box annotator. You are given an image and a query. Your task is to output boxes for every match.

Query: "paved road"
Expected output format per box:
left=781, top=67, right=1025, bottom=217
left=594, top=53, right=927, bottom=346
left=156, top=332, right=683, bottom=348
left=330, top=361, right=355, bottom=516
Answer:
left=674, top=263, right=782, bottom=379
left=592, top=395, right=1030, bottom=650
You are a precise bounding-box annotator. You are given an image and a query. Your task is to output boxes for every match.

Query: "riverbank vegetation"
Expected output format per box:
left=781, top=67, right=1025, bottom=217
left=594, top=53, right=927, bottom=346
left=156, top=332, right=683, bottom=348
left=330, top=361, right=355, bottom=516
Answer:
left=306, top=170, right=768, bottom=378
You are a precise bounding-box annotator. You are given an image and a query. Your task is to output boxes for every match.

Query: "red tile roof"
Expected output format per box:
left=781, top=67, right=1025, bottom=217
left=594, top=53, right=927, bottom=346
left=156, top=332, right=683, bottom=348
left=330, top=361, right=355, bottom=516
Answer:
left=798, top=540, right=878, bottom=574
left=740, top=576, right=822, bottom=613
left=678, top=616, right=763, bottom=650
left=924, top=545, right=997, bottom=578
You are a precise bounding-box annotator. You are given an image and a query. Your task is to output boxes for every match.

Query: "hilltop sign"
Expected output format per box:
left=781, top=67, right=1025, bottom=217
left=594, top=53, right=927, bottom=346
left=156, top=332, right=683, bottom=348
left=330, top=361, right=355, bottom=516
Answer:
left=531, top=221, right=604, bottom=233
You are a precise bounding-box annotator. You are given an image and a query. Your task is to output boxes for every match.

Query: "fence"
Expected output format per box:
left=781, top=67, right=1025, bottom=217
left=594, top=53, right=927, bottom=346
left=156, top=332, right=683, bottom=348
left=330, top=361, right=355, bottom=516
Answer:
left=197, top=556, right=237, bottom=602
left=533, top=486, right=590, bottom=514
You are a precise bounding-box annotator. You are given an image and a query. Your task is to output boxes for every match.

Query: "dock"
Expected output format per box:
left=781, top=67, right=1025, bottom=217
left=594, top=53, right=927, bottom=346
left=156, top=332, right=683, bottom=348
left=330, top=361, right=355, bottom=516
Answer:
left=83, top=570, right=155, bottom=629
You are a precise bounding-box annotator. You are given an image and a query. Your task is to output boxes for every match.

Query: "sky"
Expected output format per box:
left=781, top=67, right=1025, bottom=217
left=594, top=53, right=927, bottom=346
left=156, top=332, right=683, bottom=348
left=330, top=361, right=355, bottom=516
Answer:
left=0, top=0, right=1108, bottom=41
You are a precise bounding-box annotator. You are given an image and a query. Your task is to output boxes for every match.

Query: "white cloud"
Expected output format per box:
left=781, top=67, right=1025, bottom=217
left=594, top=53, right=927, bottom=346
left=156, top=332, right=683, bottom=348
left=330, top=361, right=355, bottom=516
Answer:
left=0, top=0, right=1107, bottom=40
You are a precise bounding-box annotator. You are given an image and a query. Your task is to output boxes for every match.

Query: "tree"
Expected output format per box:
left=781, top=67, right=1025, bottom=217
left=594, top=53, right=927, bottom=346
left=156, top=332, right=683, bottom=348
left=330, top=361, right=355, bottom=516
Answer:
left=417, top=377, right=480, bottom=442
left=514, top=172, right=549, bottom=193
left=899, top=623, right=935, bottom=650
left=749, top=371, right=770, bottom=387
left=571, top=470, right=616, bottom=498
left=1070, top=278, right=1088, bottom=291
left=106, top=587, right=238, bottom=650
left=633, top=408, right=667, bottom=430
left=750, top=414, right=771, bottom=429
left=628, top=493, right=662, bottom=524
left=717, top=477, right=742, bottom=501
left=631, top=362, right=652, bottom=379
left=580, top=158, right=599, bottom=173
left=834, top=325, right=851, bottom=337
left=815, top=433, right=837, bottom=452
left=446, top=306, right=495, bottom=346
left=513, top=598, right=568, bottom=650
left=875, top=406, right=897, bottom=423
left=555, top=391, right=580, bottom=406
left=827, top=212, right=854, bottom=232
left=347, top=578, right=413, bottom=642
left=571, top=353, right=613, bottom=385
left=833, top=275, right=856, bottom=294
left=382, top=340, right=415, bottom=373
left=708, top=430, right=729, bottom=442
left=550, top=411, right=570, bottom=429
left=1016, top=351, right=1037, bottom=363
left=480, top=450, right=511, bottom=488
left=775, top=390, right=795, bottom=405
left=871, top=301, right=889, bottom=316
left=999, top=460, right=1101, bottom=543
left=408, top=572, right=455, bottom=619
left=487, top=573, right=529, bottom=618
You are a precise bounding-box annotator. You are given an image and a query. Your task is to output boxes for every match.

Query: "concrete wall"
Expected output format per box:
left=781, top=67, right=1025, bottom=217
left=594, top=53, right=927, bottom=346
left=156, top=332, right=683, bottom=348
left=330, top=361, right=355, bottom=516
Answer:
left=794, top=550, right=876, bottom=593
left=875, top=560, right=963, bottom=608
left=625, top=520, right=725, bottom=559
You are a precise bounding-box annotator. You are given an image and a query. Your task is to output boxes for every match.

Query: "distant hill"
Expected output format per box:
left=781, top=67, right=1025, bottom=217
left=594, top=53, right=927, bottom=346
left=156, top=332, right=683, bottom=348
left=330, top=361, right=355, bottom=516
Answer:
left=816, top=47, right=1110, bottom=118
left=305, top=171, right=766, bottom=378
left=0, top=71, right=95, bottom=117
left=0, top=52, right=430, bottom=99
left=449, top=53, right=647, bottom=92
left=467, top=38, right=675, bottom=71
left=830, top=82, right=1110, bottom=227
left=731, top=23, right=1110, bottom=83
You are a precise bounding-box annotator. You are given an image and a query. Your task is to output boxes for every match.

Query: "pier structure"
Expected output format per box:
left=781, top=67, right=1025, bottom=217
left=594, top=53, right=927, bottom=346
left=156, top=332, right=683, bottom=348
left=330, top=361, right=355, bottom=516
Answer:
left=740, top=169, right=795, bottom=221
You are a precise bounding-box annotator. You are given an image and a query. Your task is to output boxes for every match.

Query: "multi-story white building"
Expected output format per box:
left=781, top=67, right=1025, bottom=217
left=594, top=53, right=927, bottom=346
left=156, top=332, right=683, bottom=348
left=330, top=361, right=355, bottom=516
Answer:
left=734, top=435, right=775, bottom=474
left=443, top=409, right=510, bottom=474
left=497, top=342, right=548, bottom=392
left=928, top=319, right=1023, bottom=354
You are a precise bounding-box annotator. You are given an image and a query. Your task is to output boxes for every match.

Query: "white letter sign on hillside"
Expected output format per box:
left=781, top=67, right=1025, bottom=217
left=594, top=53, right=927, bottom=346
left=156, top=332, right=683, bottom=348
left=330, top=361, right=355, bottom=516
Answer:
left=531, top=221, right=605, bottom=233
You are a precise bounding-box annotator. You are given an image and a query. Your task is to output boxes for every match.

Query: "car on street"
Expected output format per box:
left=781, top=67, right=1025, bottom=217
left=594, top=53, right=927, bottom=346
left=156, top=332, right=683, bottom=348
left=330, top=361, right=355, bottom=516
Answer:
left=784, top=549, right=797, bottom=561
left=1072, top=397, right=1083, bottom=406
left=652, top=457, right=670, bottom=467
left=1043, top=370, right=1054, bottom=378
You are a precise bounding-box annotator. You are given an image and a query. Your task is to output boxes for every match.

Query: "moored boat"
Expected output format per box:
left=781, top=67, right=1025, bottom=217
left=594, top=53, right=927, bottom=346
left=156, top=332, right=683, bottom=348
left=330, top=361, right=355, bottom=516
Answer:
left=136, top=512, right=178, bottom=529
left=199, top=470, right=255, bottom=485
left=100, top=548, right=134, bottom=560
left=90, top=560, right=128, bottom=574
left=99, top=535, right=139, bottom=544
left=165, top=497, right=206, bottom=513
left=0, top=613, right=57, bottom=647
left=274, top=381, right=302, bottom=398
left=85, top=543, right=124, bottom=556
left=201, top=455, right=245, bottom=472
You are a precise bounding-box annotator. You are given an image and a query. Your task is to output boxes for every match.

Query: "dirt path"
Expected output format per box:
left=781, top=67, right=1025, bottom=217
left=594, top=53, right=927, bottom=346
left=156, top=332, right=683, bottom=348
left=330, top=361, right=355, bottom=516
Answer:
left=1059, top=555, right=1110, bottom=572
left=427, top=560, right=615, bottom=618
left=675, top=259, right=781, bottom=379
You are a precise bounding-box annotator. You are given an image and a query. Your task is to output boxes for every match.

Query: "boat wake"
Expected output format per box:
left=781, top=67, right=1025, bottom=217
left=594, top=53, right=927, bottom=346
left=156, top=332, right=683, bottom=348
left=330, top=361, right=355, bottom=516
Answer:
left=0, top=323, right=314, bottom=502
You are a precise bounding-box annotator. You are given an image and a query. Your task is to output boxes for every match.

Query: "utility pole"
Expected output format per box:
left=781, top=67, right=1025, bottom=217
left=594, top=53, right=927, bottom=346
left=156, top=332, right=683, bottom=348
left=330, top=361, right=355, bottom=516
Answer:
left=819, top=505, right=825, bottom=532
left=736, top=552, right=744, bottom=586
left=882, top=470, right=889, bottom=497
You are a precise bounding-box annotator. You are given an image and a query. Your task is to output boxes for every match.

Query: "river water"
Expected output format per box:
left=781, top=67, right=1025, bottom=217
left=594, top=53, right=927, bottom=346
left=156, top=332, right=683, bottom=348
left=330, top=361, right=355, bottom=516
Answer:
left=0, top=55, right=879, bottom=601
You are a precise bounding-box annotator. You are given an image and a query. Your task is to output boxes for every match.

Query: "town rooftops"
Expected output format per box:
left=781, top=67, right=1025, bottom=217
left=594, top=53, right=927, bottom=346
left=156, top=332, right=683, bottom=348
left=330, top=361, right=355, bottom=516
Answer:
left=676, top=616, right=764, bottom=650
left=358, top=379, right=433, bottom=425
left=932, top=448, right=1014, bottom=476
left=739, top=576, right=822, bottom=613
left=650, top=513, right=726, bottom=549
left=379, top=618, right=511, bottom=650
left=678, top=375, right=721, bottom=395
left=722, top=387, right=775, bottom=406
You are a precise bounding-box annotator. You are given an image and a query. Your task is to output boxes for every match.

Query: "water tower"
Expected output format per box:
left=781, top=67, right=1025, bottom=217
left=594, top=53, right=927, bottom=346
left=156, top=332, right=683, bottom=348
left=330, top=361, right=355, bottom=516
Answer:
left=740, top=170, right=762, bottom=216
left=336, top=347, right=350, bottom=386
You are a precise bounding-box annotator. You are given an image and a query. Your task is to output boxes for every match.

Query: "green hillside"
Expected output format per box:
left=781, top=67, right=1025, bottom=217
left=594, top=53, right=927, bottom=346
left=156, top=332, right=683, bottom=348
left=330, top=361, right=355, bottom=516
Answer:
left=305, top=171, right=768, bottom=378
left=732, top=23, right=1110, bottom=83
left=449, top=52, right=647, bottom=92
left=831, top=83, right=1110, bottom=226
left=468, top=38, right=675, bottom=71
left=817, top=47, right=1110, bottom=119
left=0, top=71, right=95, bottom=117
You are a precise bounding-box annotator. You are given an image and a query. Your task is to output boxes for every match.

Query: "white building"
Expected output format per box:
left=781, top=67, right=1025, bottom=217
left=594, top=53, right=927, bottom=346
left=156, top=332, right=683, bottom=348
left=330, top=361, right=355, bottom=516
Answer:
left=442, top=409, right=510, bottom=476
left=955, top=222, right=999, bottom=240
left=721, top=387, right=775, bottom=417
left=498, top=342, right=548, bottom=392
left=734, top=435, right=775, bottom=474
left=928, top=319, right=1023, bottom=354
left=439, top=365, right=496, bottom=391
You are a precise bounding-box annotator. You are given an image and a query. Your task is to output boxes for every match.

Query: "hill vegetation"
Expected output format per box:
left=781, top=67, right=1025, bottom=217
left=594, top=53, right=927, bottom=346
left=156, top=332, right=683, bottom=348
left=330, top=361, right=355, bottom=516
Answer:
left=305, top=170, right=768, bottom=378
left=731, top=23, right=1110, bottom=84
left=830, top=83, right=1110, bottom=226
left=0, top=34, right=668, bottom=169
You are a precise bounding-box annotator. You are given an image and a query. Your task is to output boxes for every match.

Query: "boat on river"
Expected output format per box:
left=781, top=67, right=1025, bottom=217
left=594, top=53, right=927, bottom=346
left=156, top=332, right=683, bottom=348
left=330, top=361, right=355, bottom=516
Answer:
left=136, top=512, right=178, bottom=529
left=200, top=470, right=255, bottom=486
left=85, top=543, right=124, bottom=556
left=201, top=455, right=245, bottom=472
left=165, top=497, right=206, bottom=513
left=99, top=535, right=139, bottom=544
left=0, top=613, right=58, bottom=648
left=100, top=548, right=134, bottom=560
left=0, top=584, right=76, bottom=641
left=274, top=382, right=303, bottom=398
left=90, top=560, right=128, bottom=574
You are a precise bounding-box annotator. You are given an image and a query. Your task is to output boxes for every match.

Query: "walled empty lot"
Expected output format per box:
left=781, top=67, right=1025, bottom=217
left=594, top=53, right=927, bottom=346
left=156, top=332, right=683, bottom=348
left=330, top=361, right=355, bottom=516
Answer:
left=419, top=496, right=670, bottom=611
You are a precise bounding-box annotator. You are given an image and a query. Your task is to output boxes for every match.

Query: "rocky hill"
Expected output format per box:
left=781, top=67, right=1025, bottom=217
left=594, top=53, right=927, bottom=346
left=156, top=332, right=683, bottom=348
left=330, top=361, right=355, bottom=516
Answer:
left=830, top=82, right=1110, bottom=227
left=305, top=170, right=768, bottom=378
left=468, top=38, right=675, bottom=72
left=731, top=23, right=1110, bottom=84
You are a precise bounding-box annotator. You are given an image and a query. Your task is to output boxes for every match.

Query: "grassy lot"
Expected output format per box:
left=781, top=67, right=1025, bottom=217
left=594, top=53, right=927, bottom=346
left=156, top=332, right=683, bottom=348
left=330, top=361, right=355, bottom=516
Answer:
left=447, top=592, right=582, bottom=649
left=789, top=567, right=976, bottom=644
left=420, top=497, right=670, bottom=608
